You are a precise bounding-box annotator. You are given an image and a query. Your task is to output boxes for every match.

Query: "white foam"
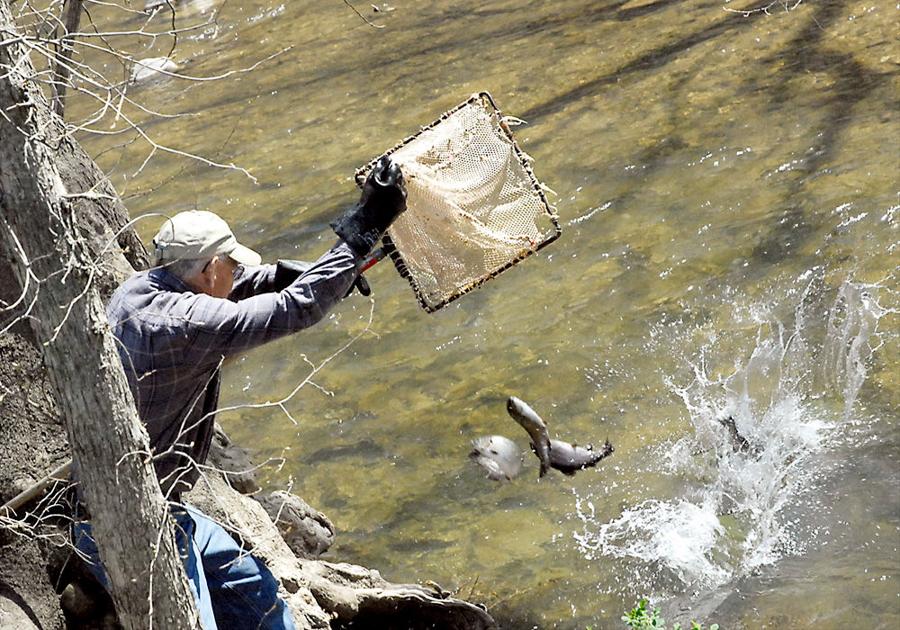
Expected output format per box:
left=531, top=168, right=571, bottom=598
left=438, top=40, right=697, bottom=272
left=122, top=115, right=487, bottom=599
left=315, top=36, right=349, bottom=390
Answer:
left=573, top=276, right=893, bottom=596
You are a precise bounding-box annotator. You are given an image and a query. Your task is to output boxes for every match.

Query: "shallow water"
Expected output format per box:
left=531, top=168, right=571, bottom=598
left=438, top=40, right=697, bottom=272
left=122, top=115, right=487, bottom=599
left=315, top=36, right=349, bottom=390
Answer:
left=63, top=0, right=898, bottom=627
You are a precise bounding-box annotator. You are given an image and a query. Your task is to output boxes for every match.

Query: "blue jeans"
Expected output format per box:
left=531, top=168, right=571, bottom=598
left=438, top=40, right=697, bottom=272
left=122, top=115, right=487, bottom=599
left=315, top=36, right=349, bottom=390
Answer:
left=74, top=504, right=295, bottom=630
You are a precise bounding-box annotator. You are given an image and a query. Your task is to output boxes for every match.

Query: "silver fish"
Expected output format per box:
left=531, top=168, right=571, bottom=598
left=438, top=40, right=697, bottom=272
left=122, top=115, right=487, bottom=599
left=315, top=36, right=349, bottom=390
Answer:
left=548, top=438, right=614, bottom=476
left=469, top=435, right=523, bottom=481
left=506, top=396, right=552, bottom=478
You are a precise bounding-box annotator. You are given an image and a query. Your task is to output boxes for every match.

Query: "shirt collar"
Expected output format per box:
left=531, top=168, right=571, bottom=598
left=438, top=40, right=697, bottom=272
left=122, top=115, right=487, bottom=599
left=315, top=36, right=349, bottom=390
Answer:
left=148, top=267, right=193, bottom=293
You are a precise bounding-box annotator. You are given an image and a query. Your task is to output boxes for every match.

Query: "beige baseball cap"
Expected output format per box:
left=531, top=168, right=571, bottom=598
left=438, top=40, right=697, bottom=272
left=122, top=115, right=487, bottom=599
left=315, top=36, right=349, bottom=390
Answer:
left=152, top=210, right=261, bottom=266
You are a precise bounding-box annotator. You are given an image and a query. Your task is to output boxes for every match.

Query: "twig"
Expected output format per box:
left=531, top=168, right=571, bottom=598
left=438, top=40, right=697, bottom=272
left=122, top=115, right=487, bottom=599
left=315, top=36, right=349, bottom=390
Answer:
left=342, top=0, right=385, bottom=29
left=50, top=0, right=81, bottom=118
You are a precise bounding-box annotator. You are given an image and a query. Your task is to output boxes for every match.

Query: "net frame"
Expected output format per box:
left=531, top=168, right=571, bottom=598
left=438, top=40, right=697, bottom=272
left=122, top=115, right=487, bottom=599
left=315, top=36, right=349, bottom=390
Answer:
left=356, top=91, right=561, bottom=313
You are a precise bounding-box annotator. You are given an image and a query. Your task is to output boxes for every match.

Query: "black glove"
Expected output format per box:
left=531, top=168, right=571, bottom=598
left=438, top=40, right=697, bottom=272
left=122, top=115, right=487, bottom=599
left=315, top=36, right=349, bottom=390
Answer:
left=347, top=274, right=371, bottom=297
left=331, top=157, right=407, bottom=257
left=275, top=259, right=370, bottom=296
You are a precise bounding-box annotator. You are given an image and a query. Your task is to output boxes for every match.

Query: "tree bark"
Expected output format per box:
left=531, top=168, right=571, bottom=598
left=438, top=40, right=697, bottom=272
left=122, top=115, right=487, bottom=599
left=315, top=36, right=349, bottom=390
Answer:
left=0, top=2, right=198, bottom=628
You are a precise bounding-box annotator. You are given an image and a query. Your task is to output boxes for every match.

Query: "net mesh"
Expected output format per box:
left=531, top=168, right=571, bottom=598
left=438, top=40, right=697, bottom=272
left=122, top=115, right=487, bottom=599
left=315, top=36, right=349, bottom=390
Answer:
left=357, top=92, right=561, bottom=312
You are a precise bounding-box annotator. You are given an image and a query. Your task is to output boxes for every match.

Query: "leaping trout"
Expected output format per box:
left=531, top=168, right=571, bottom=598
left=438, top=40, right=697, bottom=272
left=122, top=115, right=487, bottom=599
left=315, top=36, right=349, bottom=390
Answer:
left=548, top=438, right=614, bottom=475
left=506, top=396, right=552, bottom=478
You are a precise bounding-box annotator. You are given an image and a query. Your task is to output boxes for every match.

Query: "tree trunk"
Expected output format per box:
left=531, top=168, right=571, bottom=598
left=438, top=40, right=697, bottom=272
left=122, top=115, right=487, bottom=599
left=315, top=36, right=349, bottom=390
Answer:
left=0, top=2, right=198, bottom=628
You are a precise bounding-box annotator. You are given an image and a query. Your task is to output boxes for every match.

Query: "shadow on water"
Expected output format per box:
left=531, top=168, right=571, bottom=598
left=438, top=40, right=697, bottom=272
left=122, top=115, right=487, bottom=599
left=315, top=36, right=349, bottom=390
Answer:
left=747, top=0, right=890, bottom=267
left=196, top=1, right=688, bottom=116
left=520, top=8, right=769, bottom=121
left=304, top=437, right=387, bottom=465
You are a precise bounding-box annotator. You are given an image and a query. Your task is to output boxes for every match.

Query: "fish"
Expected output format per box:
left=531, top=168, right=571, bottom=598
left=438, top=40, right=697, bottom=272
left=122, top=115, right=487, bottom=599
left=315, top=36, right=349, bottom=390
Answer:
left=716, top=416, right=756, bottom=455
left=131, top=57, right=178, bottom=83
left=547, top=438, right=614, bottom=476
left=469, top=435, right=523, bottom=481
left=506, top=396, right=552, bottom=478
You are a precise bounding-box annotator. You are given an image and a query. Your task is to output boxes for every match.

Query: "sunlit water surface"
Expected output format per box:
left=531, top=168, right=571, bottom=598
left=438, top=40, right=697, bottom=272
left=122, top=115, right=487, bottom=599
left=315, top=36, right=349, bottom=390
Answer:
left=60, top=0, right=899, bottom=627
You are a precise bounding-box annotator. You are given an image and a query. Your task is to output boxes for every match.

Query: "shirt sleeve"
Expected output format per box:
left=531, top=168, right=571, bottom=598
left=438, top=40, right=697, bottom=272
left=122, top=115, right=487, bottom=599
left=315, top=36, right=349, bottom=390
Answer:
left=229, top=259, right=319, bottom=300
left=229, top=264, right=278, bottom=300
left=184, top=241, right=362, bottom=363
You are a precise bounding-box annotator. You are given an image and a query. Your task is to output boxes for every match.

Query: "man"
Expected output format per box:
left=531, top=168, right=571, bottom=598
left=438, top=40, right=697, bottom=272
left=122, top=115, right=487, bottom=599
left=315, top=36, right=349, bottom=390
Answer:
left=74, top=158, right=407, bottom=629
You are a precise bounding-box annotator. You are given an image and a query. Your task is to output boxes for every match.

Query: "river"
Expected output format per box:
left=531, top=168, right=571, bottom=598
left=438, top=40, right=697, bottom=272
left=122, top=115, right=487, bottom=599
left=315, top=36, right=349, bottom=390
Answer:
left=67, top=0, right=898, bottom=627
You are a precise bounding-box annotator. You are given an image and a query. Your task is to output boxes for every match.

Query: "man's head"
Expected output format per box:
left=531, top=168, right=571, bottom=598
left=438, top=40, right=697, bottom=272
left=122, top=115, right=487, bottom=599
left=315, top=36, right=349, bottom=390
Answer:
left=153, top=211, right=261, bottom=298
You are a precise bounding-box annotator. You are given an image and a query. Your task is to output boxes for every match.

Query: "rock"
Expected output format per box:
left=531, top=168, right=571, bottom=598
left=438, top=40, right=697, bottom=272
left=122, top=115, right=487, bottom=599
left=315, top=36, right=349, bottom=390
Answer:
left=307, top=560, right=497, bottom=630
left=257, top=491, right=334, bottom=559
left=207, top=424, right=261, bottom=495
left=0, top=533, right=65, bottom=630
left=59, top=582, right=117, bottom=628
left=0, top=594, right=40, bottom=630
left=59, top=583, right=91, bottom=619
left=185, top=474, right=496, bottom=629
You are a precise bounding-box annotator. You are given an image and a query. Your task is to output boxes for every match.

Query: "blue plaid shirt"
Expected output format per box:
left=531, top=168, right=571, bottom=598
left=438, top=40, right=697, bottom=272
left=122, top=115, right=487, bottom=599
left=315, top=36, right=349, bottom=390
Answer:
left=106, top=241, right=361, bottom=497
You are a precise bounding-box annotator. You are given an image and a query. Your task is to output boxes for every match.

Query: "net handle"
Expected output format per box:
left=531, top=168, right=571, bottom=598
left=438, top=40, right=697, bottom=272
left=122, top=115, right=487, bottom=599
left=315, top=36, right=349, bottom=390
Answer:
left=358, top=246, right=385, bottom=273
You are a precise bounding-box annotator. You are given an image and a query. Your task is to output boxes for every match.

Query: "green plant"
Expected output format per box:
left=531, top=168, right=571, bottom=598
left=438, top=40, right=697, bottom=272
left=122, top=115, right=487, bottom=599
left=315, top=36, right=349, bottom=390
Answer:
left=622, top=599, right=663, bottom=628
left=622, top=599, right=719, bottom=630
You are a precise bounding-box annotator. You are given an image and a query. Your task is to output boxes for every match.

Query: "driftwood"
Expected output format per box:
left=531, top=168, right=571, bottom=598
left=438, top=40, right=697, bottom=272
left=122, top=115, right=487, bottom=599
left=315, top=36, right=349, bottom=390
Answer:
left=0, top=461, right=72, bottom=518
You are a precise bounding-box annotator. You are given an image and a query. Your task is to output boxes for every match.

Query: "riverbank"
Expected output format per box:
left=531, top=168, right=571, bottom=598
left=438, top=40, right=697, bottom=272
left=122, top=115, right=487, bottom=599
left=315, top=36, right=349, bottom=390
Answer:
left=0, top=284, right=495, bottom=629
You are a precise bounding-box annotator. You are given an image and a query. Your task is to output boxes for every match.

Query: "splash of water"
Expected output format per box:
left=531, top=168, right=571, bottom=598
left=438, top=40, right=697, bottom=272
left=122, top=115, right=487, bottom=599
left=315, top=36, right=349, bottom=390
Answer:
left=573, top=275, right=894, bottom=596
left=574, top=497, right=729, bottom=590
left=823, top=281, right=891, bottom=419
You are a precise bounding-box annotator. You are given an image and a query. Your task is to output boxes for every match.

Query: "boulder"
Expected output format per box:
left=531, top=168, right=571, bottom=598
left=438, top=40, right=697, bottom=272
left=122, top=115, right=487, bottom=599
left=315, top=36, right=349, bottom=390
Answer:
left=0, top=533, right=64, bottom=630
left=257, top=490, right=335, bottom=559
left=207, top=423, right=261, bottom=495
left=186, top=473, right=497, bottom=629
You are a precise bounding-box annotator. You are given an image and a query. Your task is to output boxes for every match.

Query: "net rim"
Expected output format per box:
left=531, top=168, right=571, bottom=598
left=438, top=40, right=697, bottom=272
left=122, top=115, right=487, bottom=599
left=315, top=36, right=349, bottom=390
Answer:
left=356, top=91, right=561, bottom=313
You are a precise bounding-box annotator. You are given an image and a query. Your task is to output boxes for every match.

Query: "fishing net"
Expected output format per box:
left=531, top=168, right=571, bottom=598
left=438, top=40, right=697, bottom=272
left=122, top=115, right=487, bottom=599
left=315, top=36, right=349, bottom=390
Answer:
left=356, top=92, right=561, bottom=312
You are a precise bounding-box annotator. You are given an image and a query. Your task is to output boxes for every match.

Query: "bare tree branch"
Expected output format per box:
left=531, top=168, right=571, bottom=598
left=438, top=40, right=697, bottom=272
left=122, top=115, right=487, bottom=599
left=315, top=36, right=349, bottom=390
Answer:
left=342, top=0, right=385, bottom=29
left=50, top=0, right=80, bottom=117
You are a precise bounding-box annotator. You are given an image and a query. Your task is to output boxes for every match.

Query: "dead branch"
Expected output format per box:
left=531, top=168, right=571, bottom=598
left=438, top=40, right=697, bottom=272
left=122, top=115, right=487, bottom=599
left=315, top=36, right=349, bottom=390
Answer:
left=50, top=0, right=80, bottom=117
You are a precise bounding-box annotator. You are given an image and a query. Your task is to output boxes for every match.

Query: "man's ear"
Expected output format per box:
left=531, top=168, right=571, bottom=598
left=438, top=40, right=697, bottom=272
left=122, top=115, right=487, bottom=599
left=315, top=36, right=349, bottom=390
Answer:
left=205, top=256, right=220, bottom=274
left=197, top=256, right=219, bottom=287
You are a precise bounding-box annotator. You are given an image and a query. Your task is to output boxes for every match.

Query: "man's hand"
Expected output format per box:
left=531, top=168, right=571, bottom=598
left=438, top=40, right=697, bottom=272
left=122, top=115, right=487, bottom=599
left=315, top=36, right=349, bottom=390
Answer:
left=331, top=157, right=407, bottom=257
left=362, top=157, right=406, bottom=215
